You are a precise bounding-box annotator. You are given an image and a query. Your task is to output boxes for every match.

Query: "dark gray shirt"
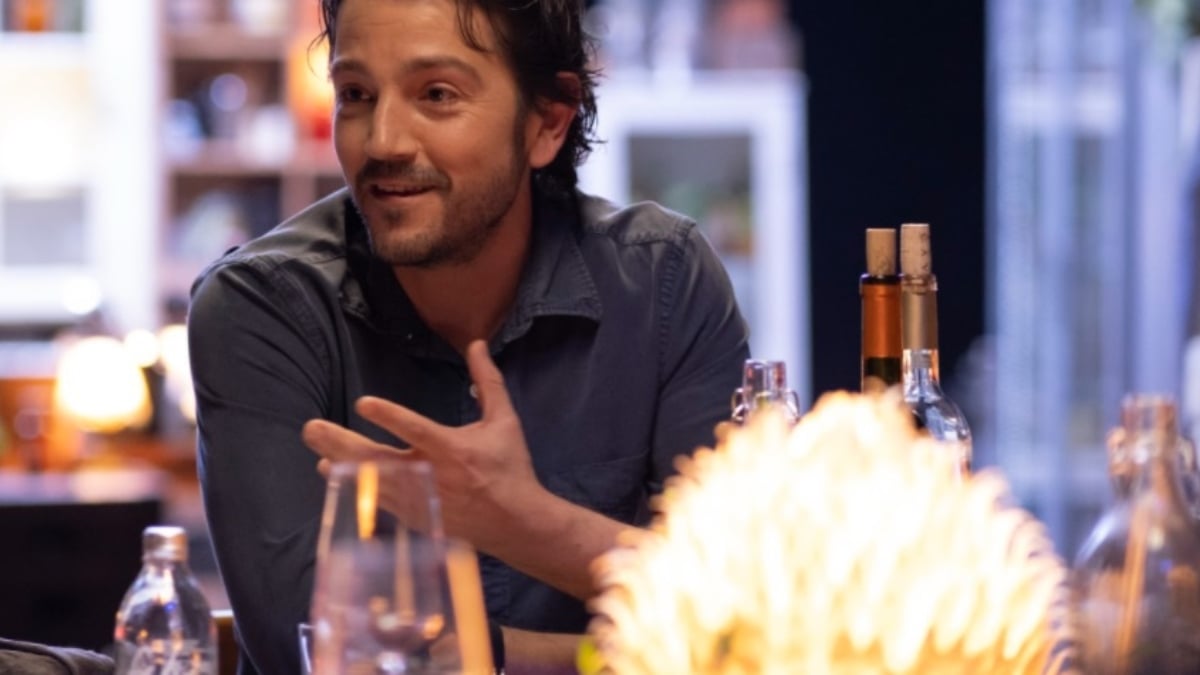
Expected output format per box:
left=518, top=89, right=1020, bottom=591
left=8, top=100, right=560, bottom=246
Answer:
left=188, top=188, right=749, bottom=675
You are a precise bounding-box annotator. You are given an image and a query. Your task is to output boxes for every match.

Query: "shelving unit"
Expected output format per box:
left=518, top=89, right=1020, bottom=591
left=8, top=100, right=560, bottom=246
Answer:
left=0, top=17, right=91, bottom=331
left=0, top=0, right=158, bottom=333
left=157, top=0, right=342, bottom=316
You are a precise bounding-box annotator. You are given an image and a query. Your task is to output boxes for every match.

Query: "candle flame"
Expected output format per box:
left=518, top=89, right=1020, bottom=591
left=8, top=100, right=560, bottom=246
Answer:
left=357, top=462, right=378, bottom=540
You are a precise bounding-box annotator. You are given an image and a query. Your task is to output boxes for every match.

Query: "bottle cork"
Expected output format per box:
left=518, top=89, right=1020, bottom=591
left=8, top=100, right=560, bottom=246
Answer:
left=865, top=228, right=896, bottom=277
left=900, top=223, right=932, bottom=277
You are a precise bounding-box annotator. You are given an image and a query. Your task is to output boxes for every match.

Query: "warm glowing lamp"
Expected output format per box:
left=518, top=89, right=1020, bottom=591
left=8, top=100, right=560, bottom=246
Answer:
left=53, top=335, right=152, bottom=435
left=287, top=29, right=334, bottom=140
left=156, top=323, right=195, bottom=425
left=123, top=329, right=161, bottom=369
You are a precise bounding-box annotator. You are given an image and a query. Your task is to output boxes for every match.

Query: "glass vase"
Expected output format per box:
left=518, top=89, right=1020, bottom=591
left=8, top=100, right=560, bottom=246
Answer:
left=1072, top=394, right=1200, bottom=674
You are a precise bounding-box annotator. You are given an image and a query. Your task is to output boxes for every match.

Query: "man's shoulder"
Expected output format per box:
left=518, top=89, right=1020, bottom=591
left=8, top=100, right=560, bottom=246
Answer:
left=575, top=192, right=700, bottom=249
left=220, top=189, right=351, bottom=266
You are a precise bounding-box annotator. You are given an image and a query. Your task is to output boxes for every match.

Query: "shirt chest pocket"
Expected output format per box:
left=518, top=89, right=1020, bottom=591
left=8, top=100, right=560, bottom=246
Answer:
left=542, top=454, right=649, bottom=523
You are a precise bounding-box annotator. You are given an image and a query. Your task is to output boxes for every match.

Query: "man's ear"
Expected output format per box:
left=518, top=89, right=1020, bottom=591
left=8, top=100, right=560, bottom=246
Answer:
left=525, top=73, right=581, bottom=170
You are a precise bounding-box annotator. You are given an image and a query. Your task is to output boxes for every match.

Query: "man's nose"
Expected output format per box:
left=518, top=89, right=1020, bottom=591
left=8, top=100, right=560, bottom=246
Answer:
left=364, top=94, right=418, bottom=161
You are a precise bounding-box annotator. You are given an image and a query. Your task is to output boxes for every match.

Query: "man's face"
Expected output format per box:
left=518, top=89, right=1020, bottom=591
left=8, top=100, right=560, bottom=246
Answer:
left=330, top=0, right=533, bottom=268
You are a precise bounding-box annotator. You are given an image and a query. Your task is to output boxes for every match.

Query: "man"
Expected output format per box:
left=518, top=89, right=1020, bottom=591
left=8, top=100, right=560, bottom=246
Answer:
left=188, top=0, right=749, bottom=672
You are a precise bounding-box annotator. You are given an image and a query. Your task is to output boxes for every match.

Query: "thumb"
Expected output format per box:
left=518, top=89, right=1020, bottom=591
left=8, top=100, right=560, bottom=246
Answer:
left=465, top=340, right=514, bottom=422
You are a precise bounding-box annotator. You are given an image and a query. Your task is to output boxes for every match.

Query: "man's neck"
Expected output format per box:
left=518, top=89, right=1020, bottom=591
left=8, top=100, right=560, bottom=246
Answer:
left=393, top=194, right=534, bottom=355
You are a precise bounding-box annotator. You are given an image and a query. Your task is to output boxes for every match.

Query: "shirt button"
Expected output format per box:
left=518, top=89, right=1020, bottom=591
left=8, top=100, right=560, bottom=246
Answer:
left=468, top=384, right=478, bottom=399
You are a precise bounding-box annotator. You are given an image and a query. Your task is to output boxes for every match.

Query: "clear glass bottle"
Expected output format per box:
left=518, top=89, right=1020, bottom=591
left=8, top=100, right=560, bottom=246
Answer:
left=730, top=359, right=801, bottom=425
left=113, top=525, right=217, bottom=675
left=1073, top=394, right=1200, bottom=675
left=899, top=223, right=972, bottom=473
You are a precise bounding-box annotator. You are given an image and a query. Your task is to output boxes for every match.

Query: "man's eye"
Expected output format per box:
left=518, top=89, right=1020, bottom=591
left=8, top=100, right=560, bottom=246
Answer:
left=424, top=86, right=458, bottom=104
left=337, top=86, right=369, bottom=104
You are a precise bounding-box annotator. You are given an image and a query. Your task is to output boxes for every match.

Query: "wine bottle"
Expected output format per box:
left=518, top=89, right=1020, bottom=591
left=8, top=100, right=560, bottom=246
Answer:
left=860, top=228, right=902, bottom=393
left=899, top=223, right=973, bottom=473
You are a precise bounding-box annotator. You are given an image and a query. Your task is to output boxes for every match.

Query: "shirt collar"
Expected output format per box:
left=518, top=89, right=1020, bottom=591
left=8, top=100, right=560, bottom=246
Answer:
left=495, top=190, right=603, bottom=344
left=343, top=188, right=603, bottom=346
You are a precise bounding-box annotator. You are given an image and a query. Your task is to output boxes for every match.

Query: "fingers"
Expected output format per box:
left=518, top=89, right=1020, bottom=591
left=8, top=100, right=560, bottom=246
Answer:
left=355, top=342, right=512, bottom=436
left=302, top=418, right=412, bottom=463
left=356, top=396, right=448, bottom=448
left=464, top=339, right=514, bottom=423
left=336, top=342, right=511, bottom=472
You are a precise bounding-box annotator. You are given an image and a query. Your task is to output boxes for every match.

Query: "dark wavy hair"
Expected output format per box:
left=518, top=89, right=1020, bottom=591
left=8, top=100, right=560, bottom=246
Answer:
left=317, top=0, right=600, bottom=197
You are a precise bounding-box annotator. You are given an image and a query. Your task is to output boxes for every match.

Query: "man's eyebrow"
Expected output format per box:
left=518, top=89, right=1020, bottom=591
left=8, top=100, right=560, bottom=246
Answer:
left=402, top=56, right=484, bottom=85
left=328, top=55, right=484, bottom=85
left=328, top=58, right=367, bottom=80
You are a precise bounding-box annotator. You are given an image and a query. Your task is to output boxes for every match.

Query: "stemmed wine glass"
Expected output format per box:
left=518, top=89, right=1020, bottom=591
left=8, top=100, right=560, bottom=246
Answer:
left=310, top=458, right=489, bottom=674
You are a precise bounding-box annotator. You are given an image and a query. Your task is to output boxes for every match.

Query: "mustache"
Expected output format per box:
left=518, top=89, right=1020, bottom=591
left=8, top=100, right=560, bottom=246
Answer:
left=356, top=160, right=449, bottom=188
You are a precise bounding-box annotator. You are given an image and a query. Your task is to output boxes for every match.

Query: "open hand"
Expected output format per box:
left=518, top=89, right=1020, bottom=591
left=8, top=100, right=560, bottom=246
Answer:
left=302, top=340, right=545, bottom=555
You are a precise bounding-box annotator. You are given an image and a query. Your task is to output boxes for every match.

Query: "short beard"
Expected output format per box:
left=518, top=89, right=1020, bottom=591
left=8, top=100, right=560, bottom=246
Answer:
left=354, top=121, right=529, bottom=270
left=355, top=171, right=519, bottom=269
left=354, top=203, right=492, bottom=269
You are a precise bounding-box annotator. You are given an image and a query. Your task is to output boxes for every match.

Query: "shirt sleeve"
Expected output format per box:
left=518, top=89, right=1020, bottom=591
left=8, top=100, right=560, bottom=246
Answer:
left=188, top=259, right=337, bottom=675
left=650, top=223, right=752, bottom=489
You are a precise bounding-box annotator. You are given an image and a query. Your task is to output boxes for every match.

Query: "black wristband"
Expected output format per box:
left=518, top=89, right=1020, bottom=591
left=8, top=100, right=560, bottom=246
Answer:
left=487, top=619, right=505, bottom=673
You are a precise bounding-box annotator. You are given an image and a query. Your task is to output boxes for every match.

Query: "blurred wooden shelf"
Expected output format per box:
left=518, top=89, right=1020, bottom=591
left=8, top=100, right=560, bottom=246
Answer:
left=167, top=24, right=287, bottom=61
left=0, top=32, right=86, bottom=67
left=158, top=3, right=336, bottom=323
left=168, top=139, right=340, bottom=177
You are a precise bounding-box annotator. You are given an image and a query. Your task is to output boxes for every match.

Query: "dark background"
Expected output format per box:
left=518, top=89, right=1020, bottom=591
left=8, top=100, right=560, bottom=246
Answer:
left=787, top=1, right=987, bottom=398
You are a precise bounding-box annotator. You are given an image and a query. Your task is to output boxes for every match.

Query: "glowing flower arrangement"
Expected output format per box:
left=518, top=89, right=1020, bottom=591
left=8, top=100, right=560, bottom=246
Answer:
left=588, top=392, right=1076, bottom=674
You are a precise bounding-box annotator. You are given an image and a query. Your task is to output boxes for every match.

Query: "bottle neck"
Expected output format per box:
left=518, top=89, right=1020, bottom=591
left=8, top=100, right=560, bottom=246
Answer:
left=1110, top=395, right=1189, bottom=504
left=900, top=274, right=939, bottom=351
left=732, top=359, right=799, bottom=424
left=902, top=348, right=944, bottom=396
left=142, top=555, right=189, bottom=574
left=1118, top=434, right=1193, bottom=517
left=752, top=391, right=792, bottom=410
left=734, top=390, right=800, bottom=424
left=860, top=275, right=902, bottom=392
left=1130, top=450, right=1178, bottom=492
left=860, top=275, right=902, bottom=353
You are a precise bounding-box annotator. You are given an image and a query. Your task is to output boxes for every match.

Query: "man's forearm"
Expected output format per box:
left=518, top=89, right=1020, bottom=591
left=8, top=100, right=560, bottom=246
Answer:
left=500, top=626, right=583, bottom=675
left=483, top=488, right=637, bottom=601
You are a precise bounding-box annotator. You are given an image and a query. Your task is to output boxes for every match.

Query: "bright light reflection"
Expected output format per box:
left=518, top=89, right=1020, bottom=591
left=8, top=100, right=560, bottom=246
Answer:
left=157, top=324, right=196, bottom=424
left=357, top=463, right=378, bottom=540
left=54, top=335, right=151, bottom=434
left=61, top=276, right=102, bottom=316
left=123, top=329, right=160, bottom=368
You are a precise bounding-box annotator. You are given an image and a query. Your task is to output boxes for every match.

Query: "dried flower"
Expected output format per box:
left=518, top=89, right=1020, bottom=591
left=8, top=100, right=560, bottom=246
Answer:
left=588, top=392, right=1076, bottom=674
